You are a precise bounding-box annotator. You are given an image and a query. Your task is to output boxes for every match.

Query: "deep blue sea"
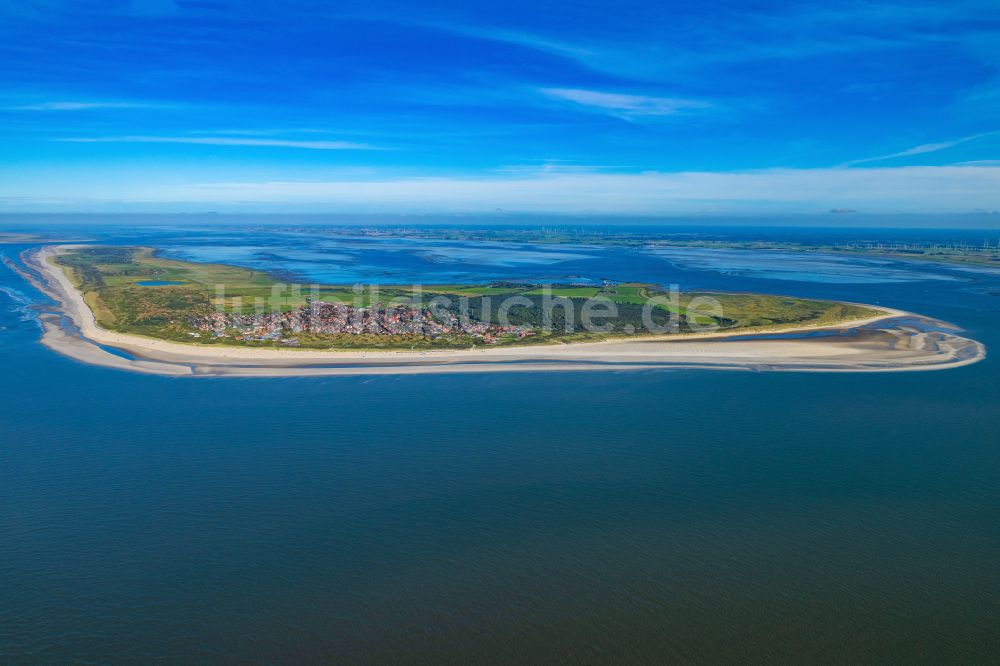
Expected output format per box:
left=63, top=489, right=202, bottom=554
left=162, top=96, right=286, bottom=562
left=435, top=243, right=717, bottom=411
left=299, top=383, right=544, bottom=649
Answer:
left=1, top=224, right=999, bottom=663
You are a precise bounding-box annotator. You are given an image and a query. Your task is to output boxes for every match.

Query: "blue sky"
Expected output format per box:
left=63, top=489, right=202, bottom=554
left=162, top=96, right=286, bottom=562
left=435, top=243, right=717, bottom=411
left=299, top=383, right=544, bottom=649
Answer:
left=1, top=0, right=1000, bottom=215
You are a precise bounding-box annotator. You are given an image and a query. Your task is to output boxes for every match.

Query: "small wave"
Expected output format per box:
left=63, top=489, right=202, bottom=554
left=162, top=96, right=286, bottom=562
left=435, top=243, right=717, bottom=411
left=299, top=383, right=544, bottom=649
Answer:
left=0, top=286, right=37, bottom=323
left=0, top=285, right=31, bottom=304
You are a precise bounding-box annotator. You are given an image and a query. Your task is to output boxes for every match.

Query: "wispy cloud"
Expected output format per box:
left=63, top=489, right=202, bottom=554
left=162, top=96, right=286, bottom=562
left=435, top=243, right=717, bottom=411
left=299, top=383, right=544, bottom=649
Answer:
left=841, top=131, right=1000, bottom=166
left=4, top=165, right=1000, bottom=213
left=56, top=135, right=379, bottom=150
left=496, top=161, right=632, bottom=175
left=425, top=2, right=997, bottom=82
left=147, top=166, right=1000, bottom=213
left=8, top=101, right=163, bottom=111
left=421, top=23, right=597, bottom=67
left=131, top=0, right=230, bottom=15
left=540, top=88, right=712, bottom=119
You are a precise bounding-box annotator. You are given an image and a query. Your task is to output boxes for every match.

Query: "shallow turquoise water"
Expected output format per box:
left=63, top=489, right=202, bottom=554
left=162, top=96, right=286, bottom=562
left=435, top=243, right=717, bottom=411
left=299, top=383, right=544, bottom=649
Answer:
left=1, top=227, right=999, bottom=663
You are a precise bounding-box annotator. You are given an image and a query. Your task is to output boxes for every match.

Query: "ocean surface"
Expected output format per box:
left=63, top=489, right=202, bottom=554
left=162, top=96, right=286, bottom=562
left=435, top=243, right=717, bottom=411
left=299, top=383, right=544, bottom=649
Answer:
left=1, top=224, right=999, bottom=663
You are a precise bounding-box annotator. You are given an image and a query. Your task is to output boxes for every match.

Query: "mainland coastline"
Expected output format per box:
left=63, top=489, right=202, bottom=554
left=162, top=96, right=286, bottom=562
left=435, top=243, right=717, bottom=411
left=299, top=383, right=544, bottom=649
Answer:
left=20, top=244, right=987, bottom=377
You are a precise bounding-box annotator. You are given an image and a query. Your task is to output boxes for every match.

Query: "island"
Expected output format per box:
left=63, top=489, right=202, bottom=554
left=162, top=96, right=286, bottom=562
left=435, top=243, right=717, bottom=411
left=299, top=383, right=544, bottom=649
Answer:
left=50, top=245, right=883, bottom=348
left=13, top=244, right=987, bottom=377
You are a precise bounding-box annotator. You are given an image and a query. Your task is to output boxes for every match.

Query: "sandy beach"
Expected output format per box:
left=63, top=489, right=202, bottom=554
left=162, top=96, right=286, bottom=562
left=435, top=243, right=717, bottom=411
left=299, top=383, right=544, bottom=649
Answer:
left=23, top=245, right=986, bottom=377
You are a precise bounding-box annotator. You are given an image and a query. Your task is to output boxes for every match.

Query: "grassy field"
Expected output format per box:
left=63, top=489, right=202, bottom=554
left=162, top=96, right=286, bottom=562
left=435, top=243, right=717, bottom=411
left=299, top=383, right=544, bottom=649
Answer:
left=55, top=246, right=883, bottom=349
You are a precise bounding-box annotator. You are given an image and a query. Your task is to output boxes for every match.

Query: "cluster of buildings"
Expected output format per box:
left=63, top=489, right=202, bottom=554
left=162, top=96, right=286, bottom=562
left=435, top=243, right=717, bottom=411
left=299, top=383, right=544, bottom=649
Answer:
left=190, top=299, right=534, bottom=345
